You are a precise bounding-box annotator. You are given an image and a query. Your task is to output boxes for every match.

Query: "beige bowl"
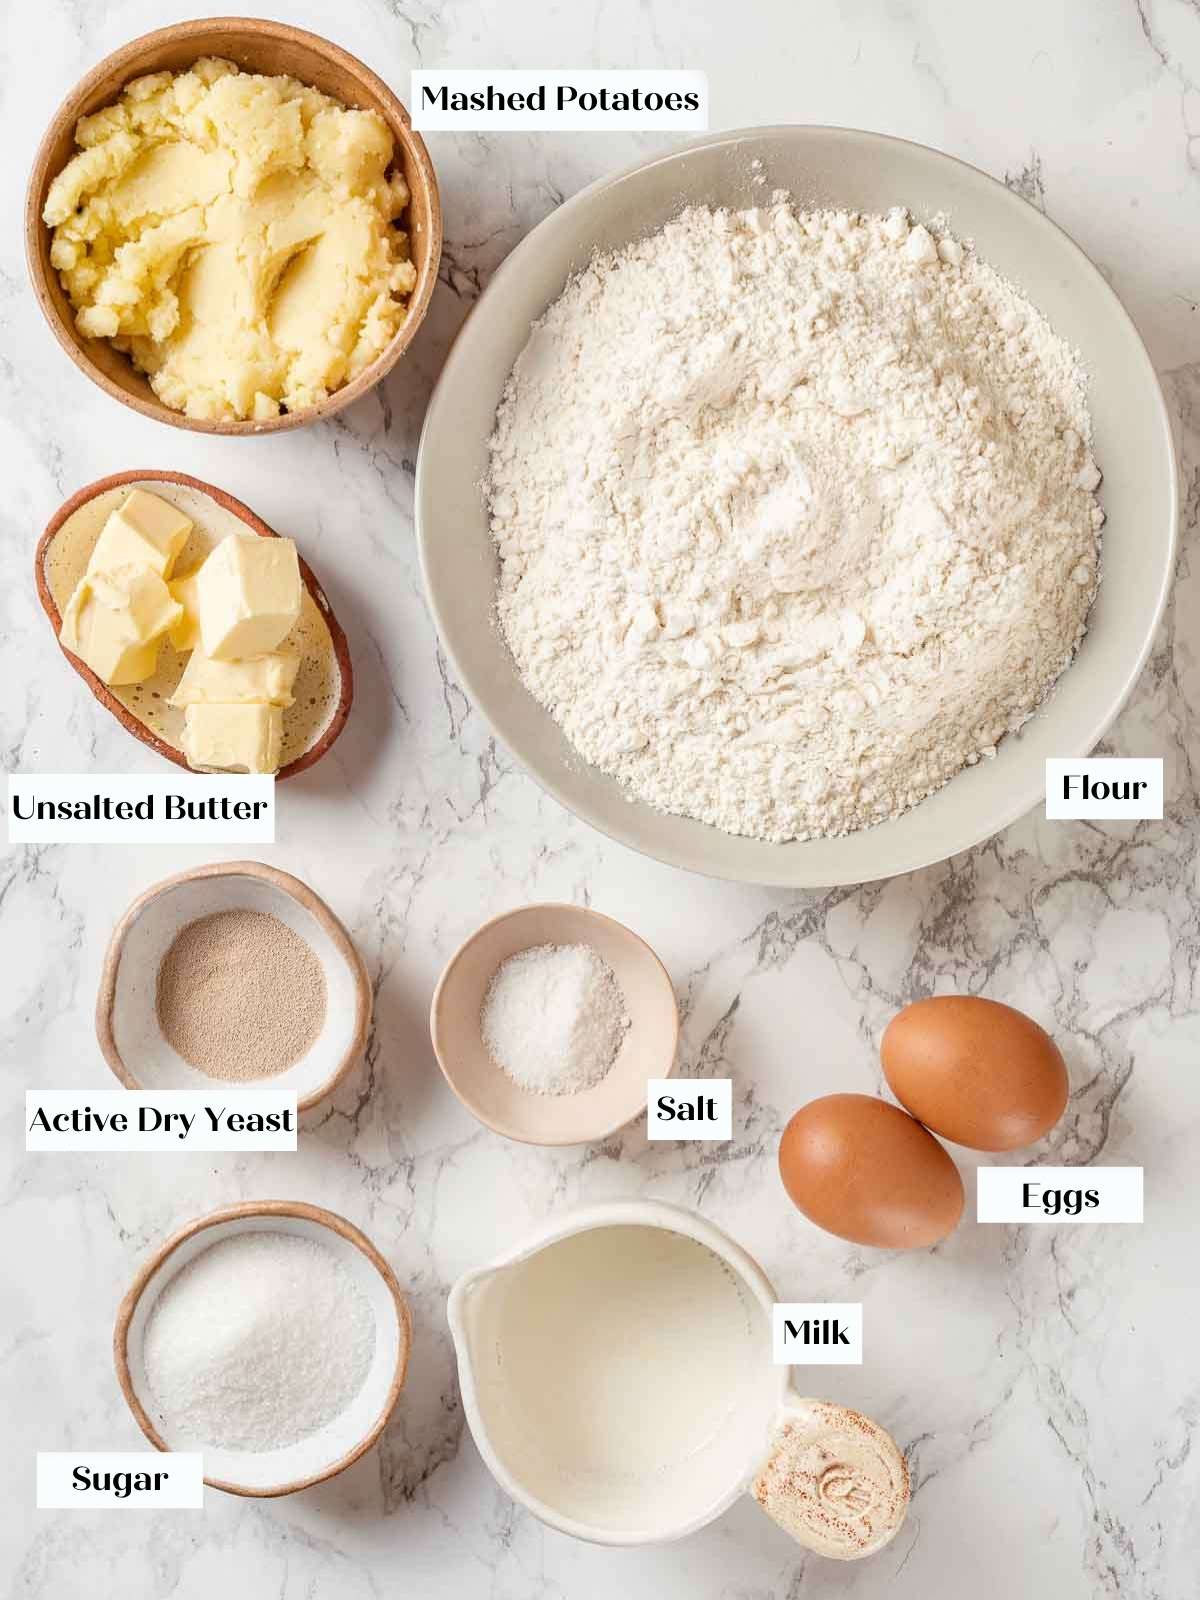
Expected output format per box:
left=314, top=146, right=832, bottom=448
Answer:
left=416, top=125, right=1178, bottom=887
left=25, top=17, right=442, bottom=435
left=115, top=1201, right=411, bottom=1496
left=430, top=904, right=678, bottom=1145
left=97, top=860, right=372, bottom=1111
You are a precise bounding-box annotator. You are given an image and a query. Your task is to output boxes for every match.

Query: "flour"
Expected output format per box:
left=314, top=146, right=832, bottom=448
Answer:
left=486, top=203, right=1103, bottom=843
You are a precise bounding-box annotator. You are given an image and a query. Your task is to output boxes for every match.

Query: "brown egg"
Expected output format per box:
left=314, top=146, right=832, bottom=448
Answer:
left=882, top=996, right=1068, bottom=1152
left=778, top=1094, right=964, bottom=1249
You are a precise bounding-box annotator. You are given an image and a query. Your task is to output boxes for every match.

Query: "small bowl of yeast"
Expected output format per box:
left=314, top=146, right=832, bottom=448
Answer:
left=97, top=860, right=371, bottom=1110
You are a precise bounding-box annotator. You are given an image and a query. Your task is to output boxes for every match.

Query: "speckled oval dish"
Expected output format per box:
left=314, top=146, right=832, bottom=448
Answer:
left=115, top=1201, right=410, bottom=1496
left=430, top=904, right=678, bottom=1146
left=36, top=470, right=352, bottom=779
left=97, top=860, right=371, bottom=1111
left=416, top=125, right=1178, bottom=887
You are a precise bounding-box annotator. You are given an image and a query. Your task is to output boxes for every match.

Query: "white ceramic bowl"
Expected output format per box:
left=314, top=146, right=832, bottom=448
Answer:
left=115, top=1201, right=411, bottom=1495
left=97, top=861, right=371, bottom=1110
left=416, top=126, right=1178, bottom=887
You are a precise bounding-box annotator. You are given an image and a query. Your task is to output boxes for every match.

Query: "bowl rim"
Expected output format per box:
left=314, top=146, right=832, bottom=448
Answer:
left=429, top=901, right=679, bottom=1146
left=415, top=122, right=1180, bottom=888
left=113, top=1199, right=411, bottom=1496
left=35, top=468, right=354, bottom=780
left=95, top=858, right=373, bottom=1111
left=24, top=14, right=443, bottom=435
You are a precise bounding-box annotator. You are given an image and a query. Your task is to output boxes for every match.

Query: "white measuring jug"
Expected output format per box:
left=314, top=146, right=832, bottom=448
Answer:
left=448, top=1199, right=908, bottom=1557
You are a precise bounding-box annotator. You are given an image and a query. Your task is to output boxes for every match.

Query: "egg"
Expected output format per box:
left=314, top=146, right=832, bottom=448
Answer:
left=881, top=996, right=1068, bottom=1152
left=778, top=1094, right=964, bottom=1249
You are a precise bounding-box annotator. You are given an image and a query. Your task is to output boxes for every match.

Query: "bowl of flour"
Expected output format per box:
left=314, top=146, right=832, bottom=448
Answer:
left=417, top=127, right=1177, bottom=886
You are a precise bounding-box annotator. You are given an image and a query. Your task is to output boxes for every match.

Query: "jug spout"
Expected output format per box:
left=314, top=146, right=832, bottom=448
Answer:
left=446, top=1262, right=501, bottom=1379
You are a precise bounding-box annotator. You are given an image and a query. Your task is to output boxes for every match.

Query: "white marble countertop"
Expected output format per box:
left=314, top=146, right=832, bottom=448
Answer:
left=3, top=1, right=1199, bottom=1595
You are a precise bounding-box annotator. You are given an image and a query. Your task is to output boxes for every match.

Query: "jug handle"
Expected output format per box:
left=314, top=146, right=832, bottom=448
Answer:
left=745, top=1387, right=910, bottom=1561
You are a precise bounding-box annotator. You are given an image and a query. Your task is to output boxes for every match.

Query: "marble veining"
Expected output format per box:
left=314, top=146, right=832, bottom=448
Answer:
left=2, top=1, right=1199, bottom=1596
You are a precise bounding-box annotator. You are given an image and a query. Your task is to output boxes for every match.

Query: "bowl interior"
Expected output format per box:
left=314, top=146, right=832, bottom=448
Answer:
left=433, top=906, right=678, bottom=1145
left=122, top=1210, right=404, bottom=1492
left=416, top=126, right=1177, bottom=887
left=107, top=871, right=363, bottom=1104
left=29, top=20, right=439, bottom=431
left=41, top=476, right=344, bottom=776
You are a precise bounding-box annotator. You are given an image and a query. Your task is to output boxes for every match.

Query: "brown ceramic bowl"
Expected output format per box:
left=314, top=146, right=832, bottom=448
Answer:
left=36, top=469, right=353, bottom=779
left=115, top=1201, right=411, bottom=1495
left=430, top=903, right=679, bottom=1145
left=25, top=17, right=442, bottom=434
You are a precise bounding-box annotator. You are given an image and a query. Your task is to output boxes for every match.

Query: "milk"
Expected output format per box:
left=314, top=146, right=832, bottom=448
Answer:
left=459, top=1223, right=776, bottom=1533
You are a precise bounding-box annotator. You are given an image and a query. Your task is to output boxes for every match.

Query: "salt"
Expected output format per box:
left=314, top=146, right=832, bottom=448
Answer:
left=143, top=1231, right=375, bottom=1453
left=481, top=943, right=631, bottom=1095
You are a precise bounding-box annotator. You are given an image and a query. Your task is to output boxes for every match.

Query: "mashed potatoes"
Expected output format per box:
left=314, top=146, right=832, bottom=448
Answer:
left=43, top=58, right=419, bottom=421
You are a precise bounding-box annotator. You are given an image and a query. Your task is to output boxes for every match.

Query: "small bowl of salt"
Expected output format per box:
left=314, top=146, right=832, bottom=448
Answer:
left=115, top=1200, right=411, bottom=1496
left=430, top=903, right=678, bottom=1145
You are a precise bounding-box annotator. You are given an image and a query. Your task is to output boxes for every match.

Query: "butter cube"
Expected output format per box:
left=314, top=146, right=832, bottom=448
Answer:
left=167, top=566, right=203, bottom=651
left=59, top=565, right=182, bottom=685
left=195, top=535, right=301, bottom=660
left=169, top=651, right=299, bottom=707
left=87, top=489, right=192, bottom=579
left=182, top=703, right=283, bottom=774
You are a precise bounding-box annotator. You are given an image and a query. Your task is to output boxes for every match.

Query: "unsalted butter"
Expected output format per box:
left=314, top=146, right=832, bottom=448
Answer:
left=182, top=703, right=283, bottom=774
left=168, top=651, right=299, bottom=707
left=59, top=566, right=182, bottom=685
left=167, top=567, right=203, bottom=651
left=196, top=535, right=301, bottom=660
left=87, top=489, right=192, bottom=579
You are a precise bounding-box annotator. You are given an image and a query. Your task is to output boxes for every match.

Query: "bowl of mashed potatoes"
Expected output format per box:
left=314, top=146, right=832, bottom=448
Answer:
left=26, top=18, right=441, bottom=433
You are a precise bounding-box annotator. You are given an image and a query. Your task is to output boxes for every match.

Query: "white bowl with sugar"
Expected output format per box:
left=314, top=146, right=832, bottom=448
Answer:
left=115, top=1201, right=410, bottom=1496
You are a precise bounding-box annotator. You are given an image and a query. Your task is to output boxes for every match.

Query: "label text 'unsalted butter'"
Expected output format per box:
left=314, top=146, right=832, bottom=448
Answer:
left=7, top=774, right=274, bottom=843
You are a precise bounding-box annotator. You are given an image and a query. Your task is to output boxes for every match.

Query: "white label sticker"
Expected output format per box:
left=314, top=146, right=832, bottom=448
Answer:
left=646, top=1078, right=732, bottom=1140
left=772, top=1304, right=863, bottom=1365
left=977, top=1166, right=1143, bottom=1223
left=36, top=1452, right=203, bottom=1509
left=1045, top=758, right=1162, bottom=819
left=26, top=1090, right=297, bottom=1152
left=7, top=773, right=275, bottom=843
left=411, top=69, right=709, bottom=131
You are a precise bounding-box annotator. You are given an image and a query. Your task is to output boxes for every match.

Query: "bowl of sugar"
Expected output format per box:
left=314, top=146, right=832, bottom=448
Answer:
left=114, top=1200, right=411, bottom=1495
left=97, top=860, right=371, bottom=1111
left=431, top=903, right=678, bottom=1145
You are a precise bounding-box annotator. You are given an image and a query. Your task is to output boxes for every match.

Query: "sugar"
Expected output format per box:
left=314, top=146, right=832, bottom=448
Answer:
left=143, top=1231, right=375, bottom=1453
left=481, top=942, right=631, bottom=1095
